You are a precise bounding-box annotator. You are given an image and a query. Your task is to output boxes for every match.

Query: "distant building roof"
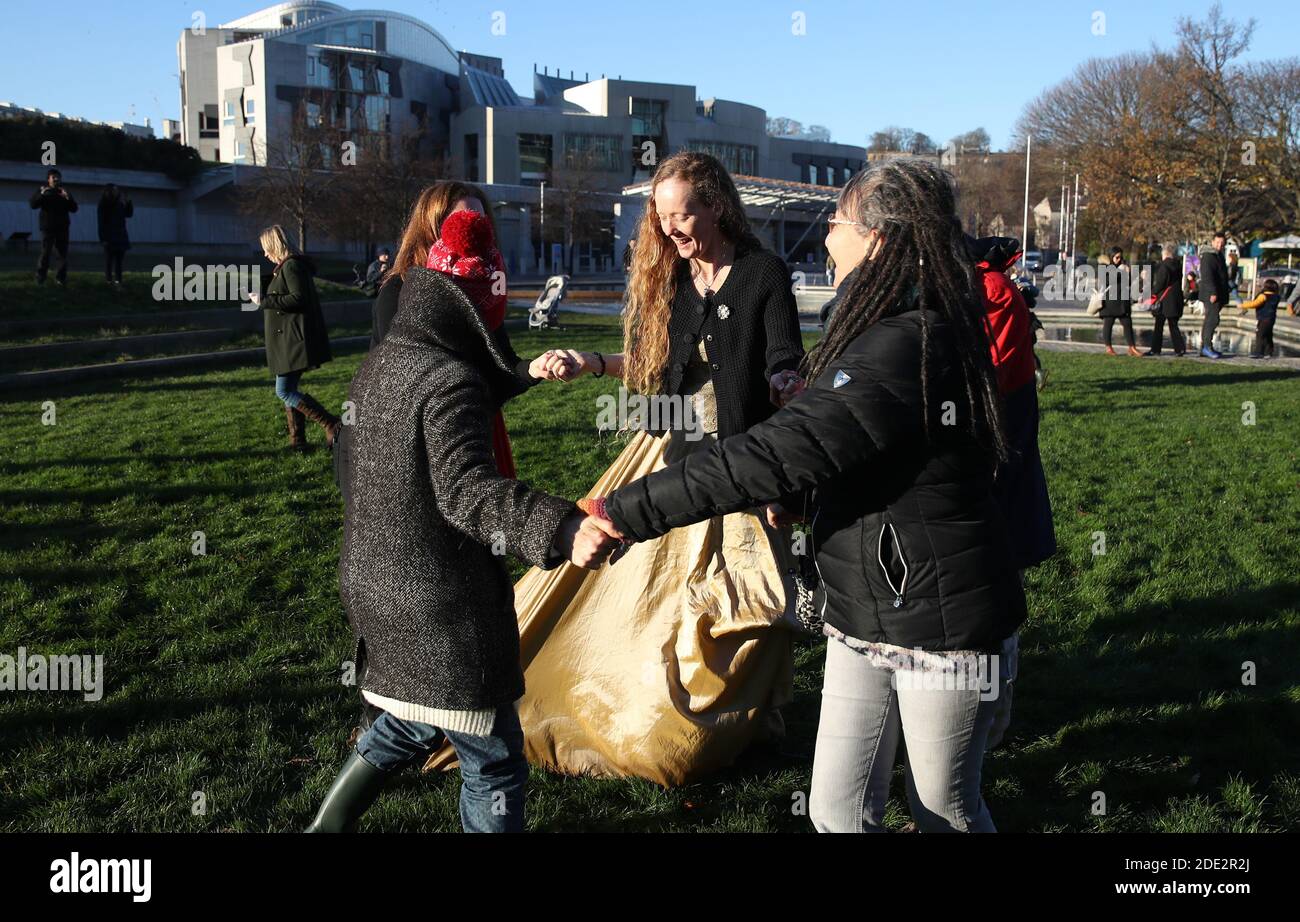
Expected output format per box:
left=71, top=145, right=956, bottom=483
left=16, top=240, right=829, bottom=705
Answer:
left=625, top=173, right=841, bottom=214
left=461, top=64, right=523, bottom=108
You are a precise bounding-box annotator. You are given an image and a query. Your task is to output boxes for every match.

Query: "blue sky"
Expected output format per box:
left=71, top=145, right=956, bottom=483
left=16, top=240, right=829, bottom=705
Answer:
left=1, top=0, right=1295, bottom=150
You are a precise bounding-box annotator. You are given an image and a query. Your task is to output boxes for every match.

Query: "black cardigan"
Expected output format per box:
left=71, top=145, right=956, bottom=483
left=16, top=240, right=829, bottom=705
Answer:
left=372, top=274, right=538, bottom=392
left=661, top=247, right=803, bottom=439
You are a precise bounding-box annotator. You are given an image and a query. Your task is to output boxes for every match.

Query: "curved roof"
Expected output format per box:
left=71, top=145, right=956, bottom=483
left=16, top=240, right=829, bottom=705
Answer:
left=224, top=5, right=460, bottom=73
left=221, top=2, right=346, bottom=30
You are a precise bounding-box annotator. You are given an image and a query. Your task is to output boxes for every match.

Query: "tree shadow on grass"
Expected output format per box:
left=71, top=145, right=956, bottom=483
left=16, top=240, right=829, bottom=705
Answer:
left=1086, top=369, right=1299, bottom=391
left=0, top=480, right=274, bottom=506
left=0, top=448, right=287, bottom=475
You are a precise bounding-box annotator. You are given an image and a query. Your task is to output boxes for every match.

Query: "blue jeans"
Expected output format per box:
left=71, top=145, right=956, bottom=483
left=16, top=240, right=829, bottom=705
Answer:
left=275, top=371, right=304, bottom=409
left=355, top=705, right=528, bottom=833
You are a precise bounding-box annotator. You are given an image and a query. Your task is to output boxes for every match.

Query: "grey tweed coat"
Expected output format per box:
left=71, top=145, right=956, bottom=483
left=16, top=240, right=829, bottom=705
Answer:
left=337, top=267, right=576, bottom=711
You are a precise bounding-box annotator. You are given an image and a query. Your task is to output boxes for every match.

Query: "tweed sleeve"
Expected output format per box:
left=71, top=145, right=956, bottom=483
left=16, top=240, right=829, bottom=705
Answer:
left=421, top=374, right=576, bottom=567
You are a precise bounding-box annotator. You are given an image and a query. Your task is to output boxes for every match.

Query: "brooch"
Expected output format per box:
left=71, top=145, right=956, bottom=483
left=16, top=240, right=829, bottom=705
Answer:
left=716, top=303, right=730, bottom=320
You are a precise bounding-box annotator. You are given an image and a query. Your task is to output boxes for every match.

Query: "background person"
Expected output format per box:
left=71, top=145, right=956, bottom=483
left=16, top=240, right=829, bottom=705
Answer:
left=248, top=225, right=338, bottom=451
left=1145, top=244, right=1187, bottom=356
left=96, top=183, right=133, bottom=285
left=1100, top=246, right=1140, bottom=355
left=30, top=168, right=78, bottom=287
left=1239, top=278, right=1281, bottom=358
left=362, top=246, right=390, bottom=295
left=1198, top=232, right=1229, bottom=358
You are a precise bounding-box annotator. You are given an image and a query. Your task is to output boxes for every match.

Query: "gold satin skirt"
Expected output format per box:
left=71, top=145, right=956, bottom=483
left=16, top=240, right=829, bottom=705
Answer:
left=423, top=428, right=795, bottom=787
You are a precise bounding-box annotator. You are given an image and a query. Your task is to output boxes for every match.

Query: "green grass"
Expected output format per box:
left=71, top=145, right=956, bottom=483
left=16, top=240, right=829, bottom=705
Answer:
left=0, top=315, right=1297, bottom=832
left=0, top=271, right=363, bottom=322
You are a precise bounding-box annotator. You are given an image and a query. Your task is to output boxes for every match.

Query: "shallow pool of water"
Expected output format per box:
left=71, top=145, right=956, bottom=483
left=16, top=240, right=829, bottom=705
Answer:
left=1040, top=325, right=1298, bottom=358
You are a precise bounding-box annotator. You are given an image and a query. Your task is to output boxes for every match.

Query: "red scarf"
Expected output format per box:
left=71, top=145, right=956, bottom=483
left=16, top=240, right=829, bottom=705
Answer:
left=426, top=231, right=515, bottom=479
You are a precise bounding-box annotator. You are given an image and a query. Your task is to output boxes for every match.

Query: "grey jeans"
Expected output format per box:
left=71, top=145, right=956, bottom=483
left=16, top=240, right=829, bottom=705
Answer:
left=809, top=637, right=1006, bottom=833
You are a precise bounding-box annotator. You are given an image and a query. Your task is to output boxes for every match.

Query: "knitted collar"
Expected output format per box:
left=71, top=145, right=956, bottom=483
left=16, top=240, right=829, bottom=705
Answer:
left=426, top=239, right=503, bottom=280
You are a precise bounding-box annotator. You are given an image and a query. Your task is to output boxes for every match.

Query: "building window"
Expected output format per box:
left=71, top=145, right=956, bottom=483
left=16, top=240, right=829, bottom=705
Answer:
left=223, top=100, right=236, bottom=126
left=629, top=98, right=665, bottom=137
left=200, top=104, right=219, bottom=138
left=234, top=140, right=247, bottom=161
left=376, top=68, right=390, bottom=95
left=308, top=56, right=316, bottom=78
left=518, top=133, right=553, bottom=185
left=687, top=140, right=756, bottom=176
left=564, top=133, right=621, bottom=171
left=364, top=95, right=389, bottom=133
left=245, top=99, right=255, bottom=126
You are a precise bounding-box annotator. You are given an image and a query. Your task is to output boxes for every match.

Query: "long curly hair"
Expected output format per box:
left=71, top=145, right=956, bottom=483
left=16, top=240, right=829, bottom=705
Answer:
left=803, top=158, right=1009, bottom=464
left=623, top=151, right=762, bottom=395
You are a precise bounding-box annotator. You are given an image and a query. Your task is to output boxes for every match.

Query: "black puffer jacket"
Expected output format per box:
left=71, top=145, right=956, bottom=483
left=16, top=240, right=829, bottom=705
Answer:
left=608, top=304, right=1027, bottom=652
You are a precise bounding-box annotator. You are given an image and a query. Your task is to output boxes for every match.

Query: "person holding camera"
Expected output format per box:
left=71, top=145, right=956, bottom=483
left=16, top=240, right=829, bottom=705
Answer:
left=30, top=168, right=78, bottom=286
left=97, top=184, right=134, bottom=285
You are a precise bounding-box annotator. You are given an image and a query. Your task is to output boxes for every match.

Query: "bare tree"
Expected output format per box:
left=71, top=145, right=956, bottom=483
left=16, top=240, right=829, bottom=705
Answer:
left=239, top=101, right=342, bottom=251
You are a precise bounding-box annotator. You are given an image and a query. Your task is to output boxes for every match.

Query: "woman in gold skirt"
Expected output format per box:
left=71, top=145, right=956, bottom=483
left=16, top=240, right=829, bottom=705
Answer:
left=430, top=151, right=806, bottom=786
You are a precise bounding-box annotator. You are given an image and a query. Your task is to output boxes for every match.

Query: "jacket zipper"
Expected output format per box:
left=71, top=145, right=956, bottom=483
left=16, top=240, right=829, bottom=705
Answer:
left=810, top=506, right=829, bottom=620
left=877, top=521, right=909, bottom=608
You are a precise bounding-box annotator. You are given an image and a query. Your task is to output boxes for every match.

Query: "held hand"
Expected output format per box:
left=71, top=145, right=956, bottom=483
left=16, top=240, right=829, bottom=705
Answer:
left=550, top=349, right=588, bottom=381
left=572, top=515, right=621, bottom=569
left=768, top=370, right=806, bottom=407
left=553, top=509, right=613, bottom=566
left=531, top=349, right=583, bottom=382
left=764, top=503, right=802, bottom=528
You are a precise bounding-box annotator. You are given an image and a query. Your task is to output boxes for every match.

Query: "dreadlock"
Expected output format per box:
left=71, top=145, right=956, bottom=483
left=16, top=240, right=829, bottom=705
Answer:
left=802, top=158, right=1009, bottom=465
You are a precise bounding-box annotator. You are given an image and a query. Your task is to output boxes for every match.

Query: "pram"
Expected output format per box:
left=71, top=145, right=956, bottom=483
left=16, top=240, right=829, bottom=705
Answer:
left=529, top=275, right=569, bottom=330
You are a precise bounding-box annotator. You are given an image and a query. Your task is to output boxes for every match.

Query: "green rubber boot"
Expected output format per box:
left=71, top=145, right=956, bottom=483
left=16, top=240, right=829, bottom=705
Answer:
left=305, top=751, right=389, bottom=833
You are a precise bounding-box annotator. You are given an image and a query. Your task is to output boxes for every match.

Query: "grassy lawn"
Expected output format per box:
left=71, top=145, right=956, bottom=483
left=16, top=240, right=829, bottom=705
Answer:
left=0, top=271, right=363, bottom=322
left=0, top=314, right=1297, bottom=832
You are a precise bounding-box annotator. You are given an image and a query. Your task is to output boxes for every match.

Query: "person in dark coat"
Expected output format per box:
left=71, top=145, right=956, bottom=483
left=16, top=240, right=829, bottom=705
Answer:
left=29, top=168, right=78, bottom=286
left=1198, top=232, right=1229, bottom=358
left=1239, top=278, right=1281, bottom=358
left=967, top=234, right=1056, bottom=750
left=586, top=159, right=1027, bottom=832
left=306, top=262, right=621, bottom=834
left=96, top=184, right=133, bottom=284
left=1145, top=244, right=1186, bottom=356
left=1099, top=246, right=1139, bottom=355
left=248, top=225, right=338, bottom=450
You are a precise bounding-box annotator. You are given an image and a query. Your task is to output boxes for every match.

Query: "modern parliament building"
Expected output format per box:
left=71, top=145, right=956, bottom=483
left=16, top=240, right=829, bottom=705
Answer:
left=176, top=1, right=865, bottom=271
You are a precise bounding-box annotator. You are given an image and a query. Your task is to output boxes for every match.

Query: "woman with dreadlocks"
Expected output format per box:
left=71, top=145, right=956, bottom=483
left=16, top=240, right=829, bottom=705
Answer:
left=588, top=158, right=1028, bottom=831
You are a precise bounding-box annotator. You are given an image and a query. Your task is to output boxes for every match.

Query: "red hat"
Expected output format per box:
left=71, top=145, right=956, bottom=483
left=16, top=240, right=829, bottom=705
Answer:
left=426, top=210, right=507, bottom=329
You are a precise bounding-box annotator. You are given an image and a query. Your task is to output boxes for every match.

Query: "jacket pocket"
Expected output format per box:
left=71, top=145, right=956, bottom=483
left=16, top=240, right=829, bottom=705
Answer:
left=876, top=521, right=910, bottom=608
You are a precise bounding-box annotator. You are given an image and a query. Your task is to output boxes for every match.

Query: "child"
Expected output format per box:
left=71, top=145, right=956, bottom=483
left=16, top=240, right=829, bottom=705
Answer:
left=308, top=209, right=620, bottom=833
left=1239, top=278, right=1280, bottom=358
